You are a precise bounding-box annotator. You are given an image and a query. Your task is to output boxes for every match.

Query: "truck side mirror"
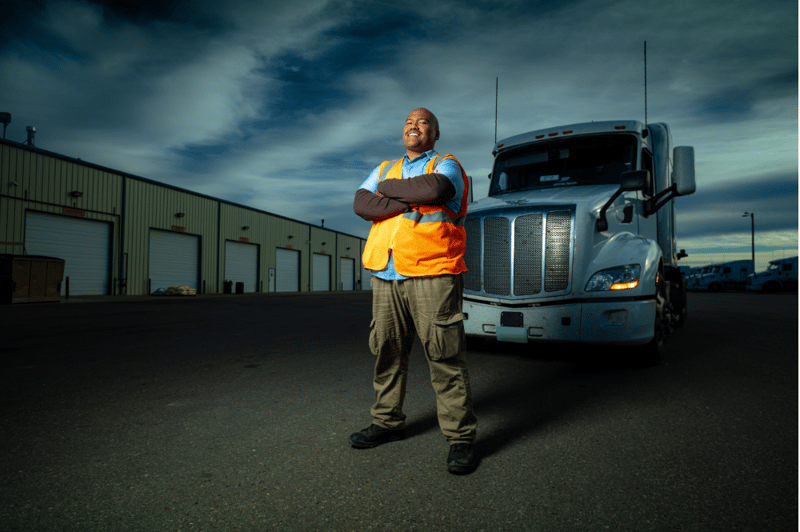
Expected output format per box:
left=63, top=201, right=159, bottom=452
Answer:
left=673, top=146, right=696, bottom=196
left=643, top=146, right=697, bottom=217
left=620, top=170, right=651, bottom=192
left=467, top=175, right=474, bottom=204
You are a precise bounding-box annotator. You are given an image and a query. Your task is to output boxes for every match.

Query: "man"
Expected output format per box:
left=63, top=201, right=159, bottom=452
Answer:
left=350, top=108, right=478, bottom=475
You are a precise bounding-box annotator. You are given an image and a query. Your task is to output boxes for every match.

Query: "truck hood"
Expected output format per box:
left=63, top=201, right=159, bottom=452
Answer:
left=467, top=185, right=620, bottom=215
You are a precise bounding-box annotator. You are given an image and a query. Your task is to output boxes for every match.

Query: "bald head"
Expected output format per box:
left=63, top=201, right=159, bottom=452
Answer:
left=403, top=108, right=439, bottom=159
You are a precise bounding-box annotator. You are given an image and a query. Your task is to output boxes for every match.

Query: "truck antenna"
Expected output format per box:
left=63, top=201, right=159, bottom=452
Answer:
left=495, top=77, right=499, bottom=144
left=644, top=41, right=648, bottom=126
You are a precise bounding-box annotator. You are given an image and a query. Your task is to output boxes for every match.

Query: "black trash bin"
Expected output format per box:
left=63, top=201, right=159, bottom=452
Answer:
left=235, top=282, right=244, bottom=294
left=223, top=280, right=233, bottom=294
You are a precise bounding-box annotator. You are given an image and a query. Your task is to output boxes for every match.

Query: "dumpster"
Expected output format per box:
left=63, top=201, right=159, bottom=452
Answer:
left=0, top=254, right=65, bottom=304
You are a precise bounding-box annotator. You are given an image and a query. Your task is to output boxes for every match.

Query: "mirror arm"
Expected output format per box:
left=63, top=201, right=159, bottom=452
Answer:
left=644, top=184, right=678, bottom=217
left=596, top=188, right=625, bottom=232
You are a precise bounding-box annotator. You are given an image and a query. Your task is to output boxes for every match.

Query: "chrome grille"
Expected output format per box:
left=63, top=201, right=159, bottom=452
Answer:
left=463, top=208, right=574, bottom=298
left=514, top=213, right=543, bottom=295
left=544, top=211, right=571, bottom=292
left=484, top=217, right=511, bottom=295
left=463, top=218, right=482, bottom=291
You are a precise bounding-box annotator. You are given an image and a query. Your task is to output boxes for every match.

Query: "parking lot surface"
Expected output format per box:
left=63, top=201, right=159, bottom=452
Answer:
left=0, top=291, right=797, bottom=531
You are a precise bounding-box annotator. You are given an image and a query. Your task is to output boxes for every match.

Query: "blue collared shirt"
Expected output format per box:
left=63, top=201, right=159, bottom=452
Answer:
left=359, top=149, right=465, bottom=280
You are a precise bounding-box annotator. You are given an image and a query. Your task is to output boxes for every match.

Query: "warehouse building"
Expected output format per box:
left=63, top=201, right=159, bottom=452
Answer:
left=0, top=138, right=370, bottom=296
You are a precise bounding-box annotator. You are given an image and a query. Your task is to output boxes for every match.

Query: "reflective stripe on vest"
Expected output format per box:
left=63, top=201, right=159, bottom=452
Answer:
left=362, top=153, right=470, bottom=277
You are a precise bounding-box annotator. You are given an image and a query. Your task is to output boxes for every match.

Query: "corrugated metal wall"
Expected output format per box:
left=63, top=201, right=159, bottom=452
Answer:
left=337, top=234, right=362, bottom=290
left=0, top=142, right=122, bottom=293
left=220, top=203, right=312, bottom=293
left=1, top=140, right=368, bottom=296
left=125, top=179, right=219, bottom=295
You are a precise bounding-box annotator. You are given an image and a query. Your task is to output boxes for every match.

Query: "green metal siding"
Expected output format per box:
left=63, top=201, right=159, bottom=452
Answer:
left=125, top=179, right=218, bottom=295
left=0, top=143, right=122, bottom=290
left=1, top=140, right=368, bottom=296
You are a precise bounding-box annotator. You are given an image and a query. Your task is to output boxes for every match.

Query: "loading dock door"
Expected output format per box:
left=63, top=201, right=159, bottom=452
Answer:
left=341, top=257, right=355, bottom=290
left=275, top=248, right=300, bottom=292
left=225, top=241, right=258, bottom=292
left=312, top=253, right=331, bottom=291
left=24, top=211, right=112, bottom=295
left=149, top=229, right=200, bottom=291
left=361, top=262, right=372, bottom=290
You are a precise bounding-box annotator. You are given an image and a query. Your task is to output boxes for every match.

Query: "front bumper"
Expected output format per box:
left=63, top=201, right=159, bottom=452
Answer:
left=463, top=297, right=656, bottom=345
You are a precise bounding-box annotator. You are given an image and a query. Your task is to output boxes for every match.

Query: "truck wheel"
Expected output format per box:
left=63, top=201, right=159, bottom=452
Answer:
left=642, top=271, right=668, bottom=366
left=675, top=301, right=687, bottom=328
left=709, top=282, right=723, bottom=292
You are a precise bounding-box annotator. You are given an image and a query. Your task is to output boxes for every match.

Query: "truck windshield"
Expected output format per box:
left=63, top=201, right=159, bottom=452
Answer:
left=490, top=134, right=638, bottom=195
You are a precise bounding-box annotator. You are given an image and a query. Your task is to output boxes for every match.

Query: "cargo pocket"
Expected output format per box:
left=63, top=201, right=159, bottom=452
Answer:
left=427, top=312, right=466, bottom=361
left=368, top=318, right=379, bottom=356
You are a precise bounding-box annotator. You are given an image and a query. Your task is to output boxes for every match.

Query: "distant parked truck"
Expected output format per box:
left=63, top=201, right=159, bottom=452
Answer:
left=746, top=256, right=798, bottom=293
left=688, top=265, right=713, bottom=290
left=694, top=260, right=754, bottom=291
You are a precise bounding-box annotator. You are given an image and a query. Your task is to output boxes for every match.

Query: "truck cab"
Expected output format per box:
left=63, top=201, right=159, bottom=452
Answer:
left=746, top=256, right=798, bottom=293
left=695, top=260, right=754, bottom=291
left=462, top=120, right=695, bottom=362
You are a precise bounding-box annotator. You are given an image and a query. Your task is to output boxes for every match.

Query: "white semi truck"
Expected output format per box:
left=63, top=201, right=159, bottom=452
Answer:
left=687, top=265, right=712, bottom=289
left=693, top=260, right=753, bottom=291
left=746, top=256, right=798, bottom=293
left=462, top=120, right=695, bottom=362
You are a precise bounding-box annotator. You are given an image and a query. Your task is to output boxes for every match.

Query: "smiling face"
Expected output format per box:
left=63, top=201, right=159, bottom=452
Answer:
left=403, top=108, right=439, bottom=159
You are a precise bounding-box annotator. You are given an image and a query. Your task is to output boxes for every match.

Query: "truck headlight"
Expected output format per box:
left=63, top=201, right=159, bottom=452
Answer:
left=586, top=265, right=641, bottom=291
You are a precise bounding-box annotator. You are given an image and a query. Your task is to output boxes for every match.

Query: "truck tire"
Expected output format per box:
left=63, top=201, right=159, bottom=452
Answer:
left=709, top=282, right=723, bottom=292
left=675, top=299, right=687, bottom=328
left=642, top=270, right=669, bottom=366
left=668, top=268, right=687, bottom=328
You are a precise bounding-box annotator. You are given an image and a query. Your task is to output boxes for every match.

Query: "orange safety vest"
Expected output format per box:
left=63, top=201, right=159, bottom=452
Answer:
left=362, top=154, right=470, bottom=277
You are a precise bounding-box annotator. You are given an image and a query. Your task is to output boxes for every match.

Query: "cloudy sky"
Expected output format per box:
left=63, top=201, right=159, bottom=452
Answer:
left=2, top=0, right=797, bottom=270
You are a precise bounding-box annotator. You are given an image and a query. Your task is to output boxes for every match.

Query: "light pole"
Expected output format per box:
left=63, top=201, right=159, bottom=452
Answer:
left=742, top=212, right=754, bottom=266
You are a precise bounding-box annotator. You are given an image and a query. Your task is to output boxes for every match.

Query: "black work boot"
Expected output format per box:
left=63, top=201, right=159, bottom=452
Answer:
left=349, top=424, right=404, bottom=449
left=447, top=443, right=477, bottom=474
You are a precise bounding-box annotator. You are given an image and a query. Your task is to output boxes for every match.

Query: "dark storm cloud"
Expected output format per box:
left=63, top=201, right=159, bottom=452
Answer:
left=677, top=172, right=798, bottom=239
left=695, top=68, right=798, bottom=122
left=0, top=0, right=795, bottom=249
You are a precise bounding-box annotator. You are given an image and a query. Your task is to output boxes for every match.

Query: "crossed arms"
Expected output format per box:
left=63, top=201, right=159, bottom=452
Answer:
left=353, top=173, right=456, bottom=222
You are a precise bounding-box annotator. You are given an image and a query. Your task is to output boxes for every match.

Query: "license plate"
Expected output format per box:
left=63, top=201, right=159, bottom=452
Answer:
left=500, top=311, right=524, bottom=327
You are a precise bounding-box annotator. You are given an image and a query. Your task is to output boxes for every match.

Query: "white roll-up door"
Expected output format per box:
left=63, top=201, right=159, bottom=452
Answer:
left=225, top=241, right=258, bottom=292
left=275, top=248, right=300, bottom=292
left=149, top=229, right=199, bottom=292
left=341, top=257, right=355, bottom=290
left=312, top=253, right=331, bottom=291
left=361, top=263, right=372, bottom=290
left=24, top=211, right=112, bottom=296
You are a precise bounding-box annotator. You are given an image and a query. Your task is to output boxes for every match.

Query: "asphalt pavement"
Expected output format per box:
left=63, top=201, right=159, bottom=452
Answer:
left=0, top=290, right=796, bottom=531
